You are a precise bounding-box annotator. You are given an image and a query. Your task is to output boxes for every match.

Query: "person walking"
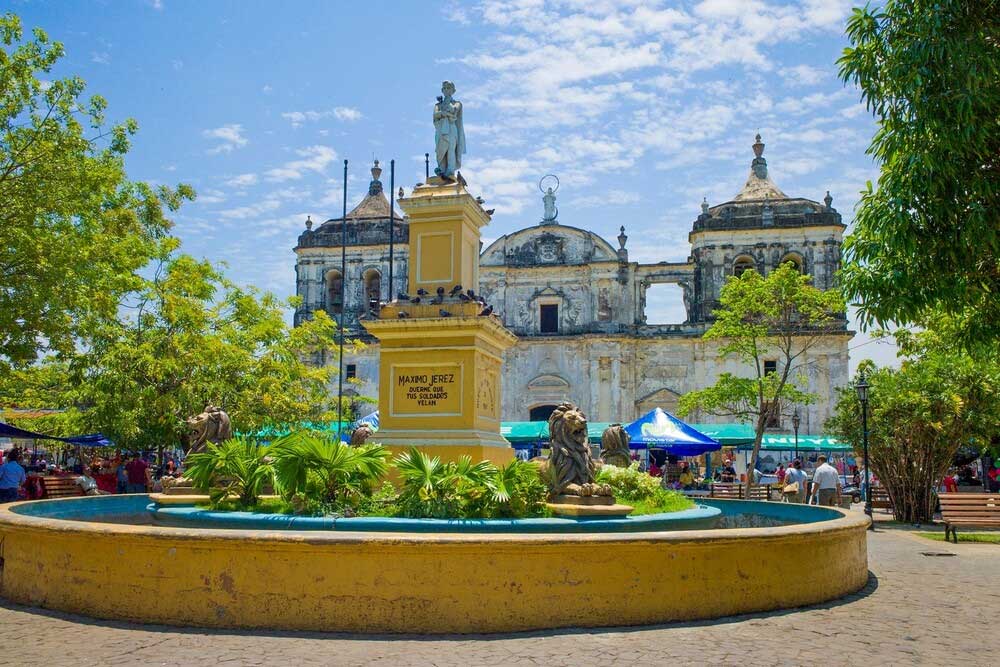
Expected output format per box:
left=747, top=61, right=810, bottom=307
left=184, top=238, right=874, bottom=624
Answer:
left=115, top=457, right=129, bottom=494
left=0, top=449, right=27, bottom=503
left=783, top=459, right=807, bottom=503
left=124, top=452, right=149, bottom=494
left=811, top=455, right=842, bottom=507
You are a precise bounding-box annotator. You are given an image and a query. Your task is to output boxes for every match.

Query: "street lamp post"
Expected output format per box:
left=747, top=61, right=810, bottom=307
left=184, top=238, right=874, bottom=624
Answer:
left=791, top=408, right=801, bottom=462
left=855, top=370, right=874, bottom=530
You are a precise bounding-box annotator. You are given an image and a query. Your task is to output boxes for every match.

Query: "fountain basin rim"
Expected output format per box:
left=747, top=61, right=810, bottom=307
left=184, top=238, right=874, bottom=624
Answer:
left=2, top=495, right=870, bottom=543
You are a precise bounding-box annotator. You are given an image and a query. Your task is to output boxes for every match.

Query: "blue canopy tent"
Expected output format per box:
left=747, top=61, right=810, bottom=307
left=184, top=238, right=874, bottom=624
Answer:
left=623, top=408, right=721, bottom=456
left=0, top=421, right=115, bottom=447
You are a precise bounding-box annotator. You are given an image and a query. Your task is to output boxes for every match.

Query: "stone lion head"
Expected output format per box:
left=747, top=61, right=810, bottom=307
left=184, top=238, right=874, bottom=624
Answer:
left=549, top=402, right=588, bottom=447
left=185, top=404, right=232, bottom=454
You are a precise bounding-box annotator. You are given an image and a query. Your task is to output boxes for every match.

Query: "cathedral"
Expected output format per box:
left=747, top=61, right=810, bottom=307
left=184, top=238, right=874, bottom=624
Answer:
left=293, top=135, right=851, bottom=436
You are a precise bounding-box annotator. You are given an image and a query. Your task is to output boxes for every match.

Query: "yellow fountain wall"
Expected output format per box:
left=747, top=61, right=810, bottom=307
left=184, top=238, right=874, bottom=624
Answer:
left=0, top=501, right=870, bottom=633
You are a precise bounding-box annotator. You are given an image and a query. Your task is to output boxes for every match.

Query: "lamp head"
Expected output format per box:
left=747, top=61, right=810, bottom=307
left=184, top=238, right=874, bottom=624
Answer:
left=855, top=370, right=870, bottom=404
left=791, top=408, right=801, bottom=431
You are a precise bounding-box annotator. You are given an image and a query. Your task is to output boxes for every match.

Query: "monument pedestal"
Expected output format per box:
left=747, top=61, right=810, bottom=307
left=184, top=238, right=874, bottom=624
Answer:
left=363, top=306, right=518, bottom=464
left=362, top=178, right=518, bottom=465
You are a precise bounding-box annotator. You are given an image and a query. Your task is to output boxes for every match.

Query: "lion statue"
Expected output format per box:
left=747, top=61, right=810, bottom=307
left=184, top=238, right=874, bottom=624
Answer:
left=547, top=402, right=612, bottom=497
left=350, top=423, right=373, bottom=446
left=600, top=423, right=631, bottom=467
left=185, top=404, right=232, bottom=454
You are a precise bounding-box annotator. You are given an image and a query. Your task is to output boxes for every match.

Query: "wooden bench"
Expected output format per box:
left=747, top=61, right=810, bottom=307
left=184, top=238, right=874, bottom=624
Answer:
left=710, top=483, right=770, bottom=500
left=870, top=487, right=893, bottom=512
left=41, top=476, right=85, bottom=499
left=940, top=493, right=1000, bottom=543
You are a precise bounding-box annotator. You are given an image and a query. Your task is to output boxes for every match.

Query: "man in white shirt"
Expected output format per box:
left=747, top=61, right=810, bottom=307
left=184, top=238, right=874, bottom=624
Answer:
left=811, top=455, right=842, bottom=506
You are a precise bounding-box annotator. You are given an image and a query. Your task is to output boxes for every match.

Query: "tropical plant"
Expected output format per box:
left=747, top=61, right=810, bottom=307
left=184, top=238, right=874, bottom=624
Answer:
left=393, top=448, right=495, bottom=519
left=268, top=431, right=389, bottom=510
left=0, top=252, right=353, bottom=452
left=183, top=437, right=273, bottom=508
left=1, top=12, right=192, bottom=372
left=677, top=263, right=845, bottom=498
left=826, top=317, right=1000, bottom=522
left=838, top=0, right=1000, bottom=345
left=473, top=460, right=548, bottom=519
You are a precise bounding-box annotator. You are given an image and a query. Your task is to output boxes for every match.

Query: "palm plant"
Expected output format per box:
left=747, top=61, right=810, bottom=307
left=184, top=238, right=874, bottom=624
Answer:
left=393, top=447, right=495, bottom=518
left=183, top=437, right=273, bottom=508
left=481, top=460, right=547, bottom=518
left=268, top=431, right=389, bottom=507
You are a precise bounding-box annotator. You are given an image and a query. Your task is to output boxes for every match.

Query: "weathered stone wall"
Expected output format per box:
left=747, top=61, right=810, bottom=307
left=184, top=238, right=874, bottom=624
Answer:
left=296, top=180, right=851, bottom=438
left=688, top=223, right=844, bottom=323
left=498, top=334, right=850, bottom=430
left=294, top=244, right=409, bottom=329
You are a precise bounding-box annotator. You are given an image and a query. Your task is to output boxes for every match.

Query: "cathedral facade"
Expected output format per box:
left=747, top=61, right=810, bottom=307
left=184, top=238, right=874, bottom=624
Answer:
left=293, top=137, right=852, bottom=436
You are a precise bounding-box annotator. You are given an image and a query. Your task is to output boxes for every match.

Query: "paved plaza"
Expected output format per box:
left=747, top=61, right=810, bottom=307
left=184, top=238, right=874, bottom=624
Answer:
left=1, top=523, right=997, bottom=666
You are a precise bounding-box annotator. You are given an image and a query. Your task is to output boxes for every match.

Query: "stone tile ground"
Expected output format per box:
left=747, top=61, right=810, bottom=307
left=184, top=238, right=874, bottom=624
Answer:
left=1, top=526, right=997, bottom=666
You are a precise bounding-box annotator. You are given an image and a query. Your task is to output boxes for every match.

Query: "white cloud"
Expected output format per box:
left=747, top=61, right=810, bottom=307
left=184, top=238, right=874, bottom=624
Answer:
left=572, top=189, right=641, bottom=208
left=783, top=64, right=826, bottom=86
left=218, top=198, right=281, bottom=220
left=461, top=157, right=534, bottom=215
left=203, top=124, right=248, bottom=154
left=149, top=0, right=164, bottom=9
left=282, top=107, right=362, bottom=128
left=264, top=145, right=338, bottom=182
left=196, top=188, right=227, bottom=204
left=225, top=173, right=258, bottom=187
left=91, top=52, right=111, bottom=65
left=333, top=106, right=362, bottom=122
left=262, top=84, right=273, bottom=94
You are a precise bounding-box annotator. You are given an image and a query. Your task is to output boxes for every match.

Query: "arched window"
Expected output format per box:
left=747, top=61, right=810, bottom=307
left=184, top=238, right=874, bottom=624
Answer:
left=733, top=255, right=756, bottom=277
left=363, top=268, right=381, bottom=308
left=326, top=270, right=343, bottom=314
left=779, top=253, right=804, bottom=273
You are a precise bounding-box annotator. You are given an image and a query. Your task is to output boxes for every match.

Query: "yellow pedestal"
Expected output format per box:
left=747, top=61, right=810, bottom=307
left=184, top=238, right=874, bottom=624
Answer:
left=363, top=313, right=518, bottom=464
left=362, top=179, right=518, bottom=465
left=397, top=178, right=491, bottom=298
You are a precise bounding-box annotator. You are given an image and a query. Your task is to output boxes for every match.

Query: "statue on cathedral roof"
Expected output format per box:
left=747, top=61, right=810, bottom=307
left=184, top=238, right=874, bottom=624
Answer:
left=433, top=81, right=465, bottom=180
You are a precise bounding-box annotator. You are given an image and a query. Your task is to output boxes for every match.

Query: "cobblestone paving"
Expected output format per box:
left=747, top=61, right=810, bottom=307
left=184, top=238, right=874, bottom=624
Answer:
left=1, top=526, right=997, bottom=666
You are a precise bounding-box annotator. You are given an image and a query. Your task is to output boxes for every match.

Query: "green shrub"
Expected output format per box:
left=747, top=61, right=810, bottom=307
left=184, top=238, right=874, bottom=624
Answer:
left=595, top=462, right=695, bottom=514
left=469, top=460, right=548, bottom=519
left=268, top=431, right=389, bottom=512
left=595, top=462, right=662, bottom=501
left=393, top=448, right=493, bottom=518
left=393, top=449, right=547, bottom=519
left=183, top=437, right=272, bottom=509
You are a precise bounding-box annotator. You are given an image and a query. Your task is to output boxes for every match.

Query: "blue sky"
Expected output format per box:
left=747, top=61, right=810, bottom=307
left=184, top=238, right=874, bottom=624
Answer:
left=13, top=0, right=896, bottom=370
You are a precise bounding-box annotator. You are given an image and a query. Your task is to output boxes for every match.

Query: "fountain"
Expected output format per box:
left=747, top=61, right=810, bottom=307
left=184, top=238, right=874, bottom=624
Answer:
left=0, top=82, right=870, bottom=633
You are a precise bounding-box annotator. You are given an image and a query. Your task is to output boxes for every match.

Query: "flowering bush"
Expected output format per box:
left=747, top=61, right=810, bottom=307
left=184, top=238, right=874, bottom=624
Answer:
left=595, top=462, right=662, bottom=501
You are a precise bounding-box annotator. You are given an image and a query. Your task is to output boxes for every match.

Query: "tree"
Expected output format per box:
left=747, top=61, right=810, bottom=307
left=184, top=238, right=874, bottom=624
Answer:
left=838, top=1, right=1000, bottom=344
left=826, top=318, right=1000, bottom=523
left=0, top=251, right=353, bottom=451
left=0, top=13, right=192, bottom=371
left=678, top=263, right=846, bottom=496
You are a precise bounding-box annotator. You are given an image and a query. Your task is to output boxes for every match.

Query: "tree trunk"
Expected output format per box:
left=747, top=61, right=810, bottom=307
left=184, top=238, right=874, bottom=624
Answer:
left=743, top=415, right=768, bottom=499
